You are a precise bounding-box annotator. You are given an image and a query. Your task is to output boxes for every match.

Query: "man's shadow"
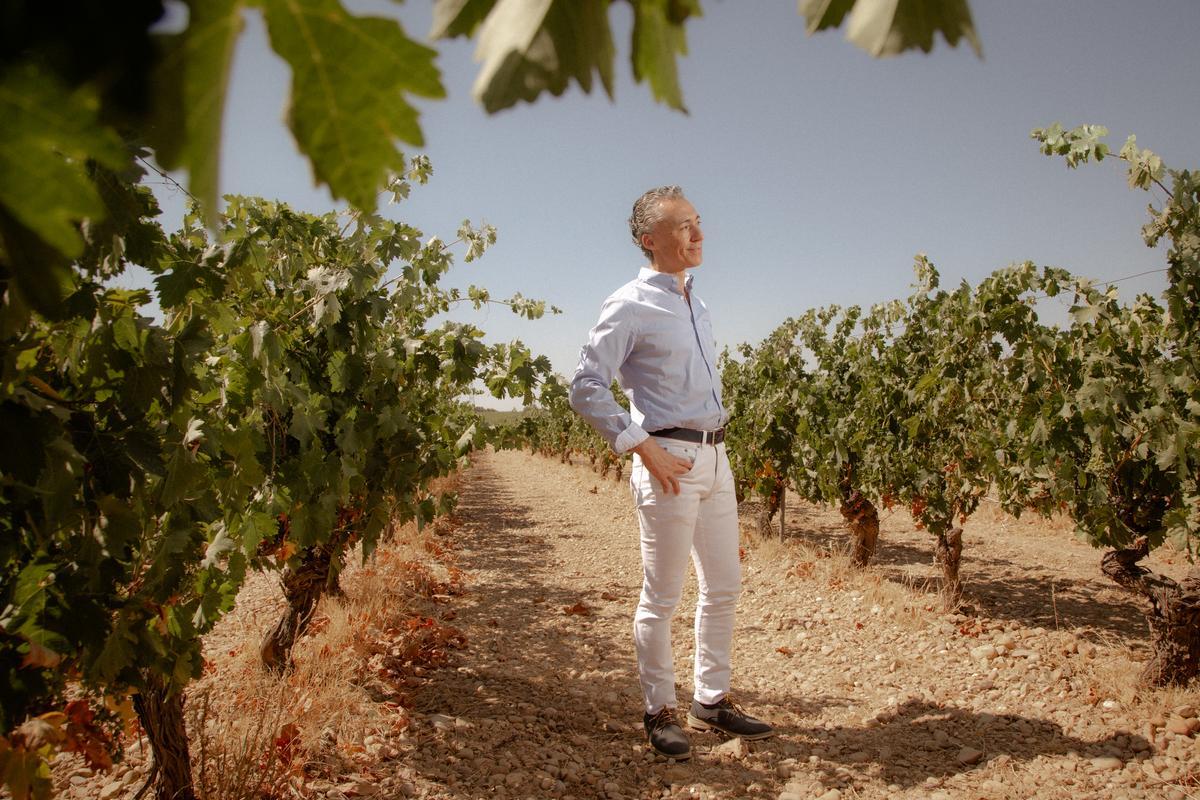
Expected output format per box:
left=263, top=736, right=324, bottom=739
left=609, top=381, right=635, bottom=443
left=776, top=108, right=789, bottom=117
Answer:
left=782, top=698, right=1150, bottom=788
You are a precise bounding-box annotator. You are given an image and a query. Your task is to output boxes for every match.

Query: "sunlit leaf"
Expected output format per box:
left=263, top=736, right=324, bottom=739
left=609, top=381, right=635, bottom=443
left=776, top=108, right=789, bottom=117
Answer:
left=260, top=0, right=444, bottom=211
left=465, top=0, right=615, bottom=113
left=802, top=0, right=981, bottom=58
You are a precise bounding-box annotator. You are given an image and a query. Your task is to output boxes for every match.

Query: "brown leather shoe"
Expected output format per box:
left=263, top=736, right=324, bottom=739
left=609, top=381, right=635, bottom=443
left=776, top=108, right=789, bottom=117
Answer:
left=643, top=707, right=691, bottom=759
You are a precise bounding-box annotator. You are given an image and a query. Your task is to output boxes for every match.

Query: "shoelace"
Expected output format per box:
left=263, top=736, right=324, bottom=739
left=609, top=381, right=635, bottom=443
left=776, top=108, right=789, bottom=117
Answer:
left=710, top=695, right=748, bottom=717
left=647, top=707, right=678, bottom=730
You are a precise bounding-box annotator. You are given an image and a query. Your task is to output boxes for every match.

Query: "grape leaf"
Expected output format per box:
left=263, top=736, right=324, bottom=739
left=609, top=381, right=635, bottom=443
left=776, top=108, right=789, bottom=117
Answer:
left=630, top=0, right=700, bottom=112
left=430, top=0, right=497, bottom=38
left=0, top=65, right=127, bottom=257
left=148, top=0, right=245, bottom=223
left=801, top=0, right=856, bottom=34
left=802, top=0, right=982, bottom=58
left=259, top=0, right=444, bottom=212
left=467, top=0, right=616, bottom=113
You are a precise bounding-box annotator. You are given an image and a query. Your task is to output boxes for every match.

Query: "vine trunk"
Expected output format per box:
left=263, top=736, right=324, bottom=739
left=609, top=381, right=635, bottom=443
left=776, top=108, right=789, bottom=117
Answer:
left=260, top=541, right=338, bottom=673
left=839, top=489, right=879, bottom=567
left=757, top=483, right=784, bottom=538
left=132, top=672, right=195, bottom=800
left=934, top=527, right=964, bottom=610
left=1101, top=536, right=1200, bottom=686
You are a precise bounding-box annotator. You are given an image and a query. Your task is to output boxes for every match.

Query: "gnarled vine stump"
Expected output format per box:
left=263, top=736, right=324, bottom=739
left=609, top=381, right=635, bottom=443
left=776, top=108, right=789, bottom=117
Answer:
left=756, top=483, right=784, bottom=538
left=133, top=672, right=195, bottom=800
left=934, top=527, right=964, bottom=610
left=1101, top=536, right=1200, bottom=686
left=840, top=489, right=879, bottom=567
left=260, top=542, right=336, bottom=673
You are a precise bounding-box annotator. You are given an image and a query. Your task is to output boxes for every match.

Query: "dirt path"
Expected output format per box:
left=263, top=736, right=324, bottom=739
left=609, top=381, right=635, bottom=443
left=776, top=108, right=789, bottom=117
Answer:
left=402, top=448, right=1200, bottom=800
left=49, top=447, right=1200, bottom=800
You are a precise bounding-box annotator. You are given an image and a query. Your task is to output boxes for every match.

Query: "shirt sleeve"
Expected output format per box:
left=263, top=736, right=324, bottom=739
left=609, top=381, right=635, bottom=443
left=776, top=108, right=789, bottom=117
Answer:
left=569, top=296, right=646, bottom=454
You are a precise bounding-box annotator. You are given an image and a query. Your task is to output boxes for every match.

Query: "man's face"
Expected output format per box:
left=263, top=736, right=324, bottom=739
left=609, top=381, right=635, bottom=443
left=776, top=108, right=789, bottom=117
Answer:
left=643, top=198, right=703, bottom=273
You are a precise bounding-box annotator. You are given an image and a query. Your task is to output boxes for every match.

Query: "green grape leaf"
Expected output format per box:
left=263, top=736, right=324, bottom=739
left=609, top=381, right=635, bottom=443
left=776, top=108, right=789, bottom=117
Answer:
left=0, top=65, right=128, bottom=257
left=1068, top=303, right=1100, bottom=325
left=260, top=0, right=444, bottom=212
left=802, top=0, right=982, bottom=58
left=455, top=423, right=478, bottom=456
left=801, top=0, right=855, bottom=33
left=630, top=0, right=701, bottom=113
left=81, top=167, right=167, bottom=279
left=148, top=0, right=245, bottom=222
left=160, top=447, right=208, bottom=507
left=0, top=742, right=55, bottom=800
left=431, top=0, right=497, bottom=38
left=466, top=0, right=616, bottom=114
left=92, top=615, right=140, bottom=684
left=0, top=209, right=74, bottom=326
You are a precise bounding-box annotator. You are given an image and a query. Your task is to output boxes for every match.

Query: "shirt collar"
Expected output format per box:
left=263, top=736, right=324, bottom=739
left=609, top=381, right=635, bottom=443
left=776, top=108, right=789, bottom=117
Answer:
left=637, top=266, right=693, bottom=295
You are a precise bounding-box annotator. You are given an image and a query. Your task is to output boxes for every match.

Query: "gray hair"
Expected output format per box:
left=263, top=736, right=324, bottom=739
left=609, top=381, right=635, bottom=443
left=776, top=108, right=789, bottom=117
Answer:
left=629, top=185, right=685, bottom=261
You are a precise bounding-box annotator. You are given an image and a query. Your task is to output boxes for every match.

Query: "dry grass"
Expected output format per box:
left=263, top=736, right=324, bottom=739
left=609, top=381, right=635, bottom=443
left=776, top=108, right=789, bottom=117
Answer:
left=187, top=683, right=292, bottom=800
left=744, top=521, right=942, bottom=634
left=179, top=476, right=467, bottom=799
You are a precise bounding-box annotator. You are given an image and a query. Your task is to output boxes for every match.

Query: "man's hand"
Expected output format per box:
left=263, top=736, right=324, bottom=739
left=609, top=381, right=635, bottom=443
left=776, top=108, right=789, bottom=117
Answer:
left=632, top=438, right=693, bottom=495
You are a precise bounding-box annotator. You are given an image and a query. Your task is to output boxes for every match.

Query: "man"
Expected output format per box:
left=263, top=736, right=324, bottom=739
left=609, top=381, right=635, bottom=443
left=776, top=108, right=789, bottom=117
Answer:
left=569, top=186, right=773, bottom=760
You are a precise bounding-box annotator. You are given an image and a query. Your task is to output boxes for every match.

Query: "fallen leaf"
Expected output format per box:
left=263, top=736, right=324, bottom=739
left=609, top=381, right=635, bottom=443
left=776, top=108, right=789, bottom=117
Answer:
left=274, top=723, right=301, bottom=765
left=63, top=700, right=114, bottom=769
left=563, top=602, right=591, bottom=616
left=20, top=641, right=63, bottom=669
left=14, top=714, right=67, bottom=749
left=788, top=562, right=815, bottom=579
left=776, top=646, right=794, bottom=657
left=958, top=620, right=986, bottom=637
left=600, top=592, right=620, bottom=601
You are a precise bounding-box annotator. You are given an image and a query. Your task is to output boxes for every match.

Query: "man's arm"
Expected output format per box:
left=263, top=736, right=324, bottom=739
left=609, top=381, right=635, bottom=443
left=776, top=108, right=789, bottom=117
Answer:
left=569, top=298, right=692, bottom=494
left=569, top=297, right=645, bottom=452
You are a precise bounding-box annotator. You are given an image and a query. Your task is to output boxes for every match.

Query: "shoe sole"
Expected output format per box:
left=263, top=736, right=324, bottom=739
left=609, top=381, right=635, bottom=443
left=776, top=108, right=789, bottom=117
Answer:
left=647, top=741, right=691, bottom=760
left=686, top=713, right=776, bottom=740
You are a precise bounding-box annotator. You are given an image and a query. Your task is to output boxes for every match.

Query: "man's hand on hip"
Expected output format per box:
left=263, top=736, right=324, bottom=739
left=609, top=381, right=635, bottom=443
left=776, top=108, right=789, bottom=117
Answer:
left=632, top=438, right=693, bottom=495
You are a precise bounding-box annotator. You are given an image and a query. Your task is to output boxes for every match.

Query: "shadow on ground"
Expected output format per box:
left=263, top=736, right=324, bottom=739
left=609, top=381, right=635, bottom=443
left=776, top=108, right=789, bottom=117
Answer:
left=786, top=698, right=1149, bottom=790
left=738, top=497, right=1150, bottom=647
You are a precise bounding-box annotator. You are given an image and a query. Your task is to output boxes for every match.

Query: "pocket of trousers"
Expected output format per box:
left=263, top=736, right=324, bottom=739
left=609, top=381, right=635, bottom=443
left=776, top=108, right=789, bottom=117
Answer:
left=656, top=440, right=698, bottom=471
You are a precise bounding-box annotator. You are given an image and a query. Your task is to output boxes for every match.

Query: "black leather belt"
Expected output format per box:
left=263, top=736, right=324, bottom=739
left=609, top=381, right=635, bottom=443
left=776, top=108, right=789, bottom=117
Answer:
left=650, top=426, right=725, bottom=445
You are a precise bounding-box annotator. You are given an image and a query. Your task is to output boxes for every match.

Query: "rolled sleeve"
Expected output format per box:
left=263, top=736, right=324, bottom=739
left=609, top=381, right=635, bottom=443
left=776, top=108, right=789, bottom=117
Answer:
left=569, top=297, right=639, bottom=452
left=614, top=422, right=649, bottom=454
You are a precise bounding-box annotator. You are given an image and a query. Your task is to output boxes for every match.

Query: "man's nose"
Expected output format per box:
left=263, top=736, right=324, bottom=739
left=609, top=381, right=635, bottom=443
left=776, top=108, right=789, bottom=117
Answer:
left=692, top=225, right=703, bottom=242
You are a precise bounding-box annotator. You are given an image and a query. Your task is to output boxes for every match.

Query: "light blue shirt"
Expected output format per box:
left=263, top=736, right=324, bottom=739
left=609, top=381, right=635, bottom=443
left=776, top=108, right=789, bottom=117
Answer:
left=569, top=267, right=727, bottom=453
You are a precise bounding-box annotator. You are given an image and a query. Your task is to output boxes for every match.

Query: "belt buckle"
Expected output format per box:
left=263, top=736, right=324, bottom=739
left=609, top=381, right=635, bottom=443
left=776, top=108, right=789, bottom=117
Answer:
left=702, top=429, right=714, bottom=445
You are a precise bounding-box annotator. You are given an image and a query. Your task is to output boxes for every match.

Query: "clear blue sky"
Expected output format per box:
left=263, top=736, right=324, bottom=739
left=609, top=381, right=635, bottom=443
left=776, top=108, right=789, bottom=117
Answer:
left=143, top=1, right=1200, bottom=408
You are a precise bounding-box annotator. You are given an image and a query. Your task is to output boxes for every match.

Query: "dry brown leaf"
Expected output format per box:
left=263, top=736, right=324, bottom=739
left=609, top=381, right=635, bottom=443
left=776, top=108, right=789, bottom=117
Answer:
left=20, top=641, right=62, bottom=670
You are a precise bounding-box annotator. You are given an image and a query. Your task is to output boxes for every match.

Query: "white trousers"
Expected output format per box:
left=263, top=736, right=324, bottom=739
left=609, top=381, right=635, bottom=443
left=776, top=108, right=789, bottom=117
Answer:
left=630, top=439, right=741, bottom=714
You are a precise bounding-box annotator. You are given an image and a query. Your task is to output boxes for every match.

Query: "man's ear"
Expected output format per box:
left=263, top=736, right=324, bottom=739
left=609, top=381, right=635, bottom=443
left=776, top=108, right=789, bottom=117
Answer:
left=641, top=232, right=656, bottom=257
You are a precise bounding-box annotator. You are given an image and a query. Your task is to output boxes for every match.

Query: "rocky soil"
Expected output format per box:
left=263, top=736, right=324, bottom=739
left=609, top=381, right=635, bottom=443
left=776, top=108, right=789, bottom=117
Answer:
left=51, top=447, right=1200, bottom=800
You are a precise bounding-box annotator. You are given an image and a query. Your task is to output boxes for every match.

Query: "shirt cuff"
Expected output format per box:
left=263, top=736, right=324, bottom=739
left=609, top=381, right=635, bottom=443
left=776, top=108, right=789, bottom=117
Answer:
left=614, top=422, right=649, bottom=455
